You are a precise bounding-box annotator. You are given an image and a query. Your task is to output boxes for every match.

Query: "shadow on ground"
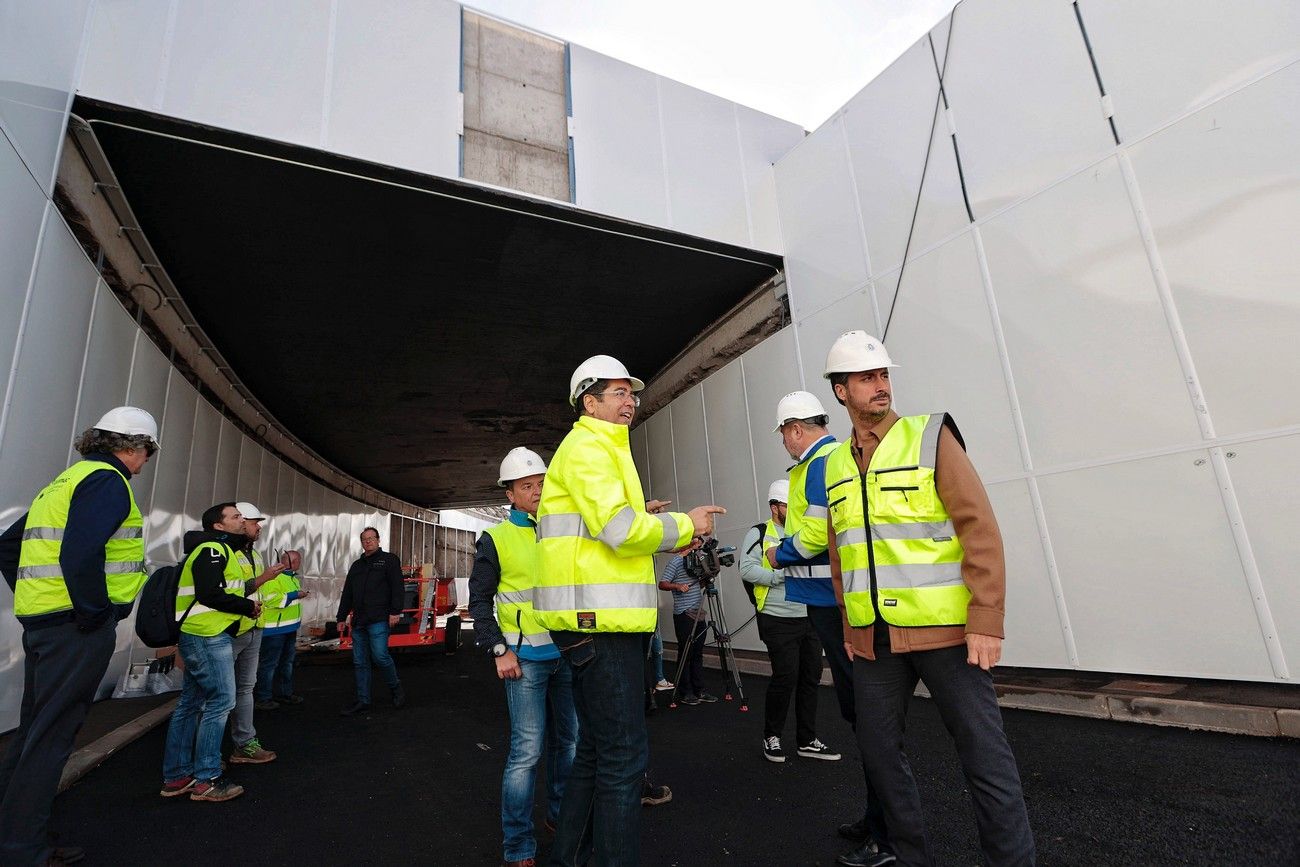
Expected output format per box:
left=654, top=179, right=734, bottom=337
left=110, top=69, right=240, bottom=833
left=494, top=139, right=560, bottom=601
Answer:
left=53, top=647, right=1300, bottom=865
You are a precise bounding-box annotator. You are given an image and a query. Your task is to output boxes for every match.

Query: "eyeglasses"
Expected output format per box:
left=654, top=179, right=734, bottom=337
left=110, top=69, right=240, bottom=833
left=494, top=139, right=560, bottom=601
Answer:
left=144, top=442, right=158, bottom=457
left=592, top=389, right=640, bottom=407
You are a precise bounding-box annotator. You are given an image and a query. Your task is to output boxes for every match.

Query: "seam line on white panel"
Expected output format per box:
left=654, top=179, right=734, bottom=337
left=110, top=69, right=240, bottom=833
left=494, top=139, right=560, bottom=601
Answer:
left=789, top=311, right=808, bottom=391
left=732, top=103, right=757, bottom=249
left=978, top=422, right=1300, bottom=486
left=1208, top=447, right=1288, bottom=679
left=969, top=224, right=1077, bottom=665
left=1115, top=150, right=1215, bottom=438
left=178, top=386, right=201, bottom=527
left=144, top=365, right=175, bottom=561
left=837, top=117, right=882, bottom=331
left=124, top=328, right=141, bottom=403
left=666, top=404, right=681, bottom=507
left=653, top=76, right=674, bottom=226
left=319, top=0, right=339, bottom=149
left=738, top=357, right=764, bottom=520
left=211, top=416, right=225, bottom=493
left=698, top=386, right=716, bottom=506
left=153, top=0, right=181, bottom=111
left=0, top=203, right=53, bottom=463
left=55, top=0, right=99, bottom=195
left=67, top=278, right=103, bottom=465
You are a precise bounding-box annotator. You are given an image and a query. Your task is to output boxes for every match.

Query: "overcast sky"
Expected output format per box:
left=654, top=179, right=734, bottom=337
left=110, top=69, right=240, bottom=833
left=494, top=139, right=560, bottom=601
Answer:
left=464, top=0, right=959, bottom=130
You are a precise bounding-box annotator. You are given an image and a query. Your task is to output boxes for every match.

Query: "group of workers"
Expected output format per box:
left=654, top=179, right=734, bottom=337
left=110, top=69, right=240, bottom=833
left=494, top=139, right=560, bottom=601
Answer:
left=0, top=404, right=416, bottom=865
left=0, top=326, right=1033, bottom=867
left=468, top=330, right=1034, bottom=867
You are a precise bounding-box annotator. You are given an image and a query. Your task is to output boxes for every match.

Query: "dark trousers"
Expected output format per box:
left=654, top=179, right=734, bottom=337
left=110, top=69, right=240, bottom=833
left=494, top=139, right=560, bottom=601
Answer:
left=757, top=612, right=821, bottom=744
left=671, top=612, right=709, bottom=697
left=548, top=632, right=648, bottom=867
left=0, top=621, right=116, bottom=866
left=852, top=640, right=1035, bottom=867
left=806, top=604, right=890, bottom=849
left=255, top=630, right=298, bottom=701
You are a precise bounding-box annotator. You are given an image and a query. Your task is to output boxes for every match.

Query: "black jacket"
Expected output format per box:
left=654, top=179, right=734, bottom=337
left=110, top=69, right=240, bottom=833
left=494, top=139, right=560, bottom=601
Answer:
left=181, top=529, right=256, bottom=635
left=337, top=549, right=404, bottom=627
left=0, top=452, right=136, bottom=631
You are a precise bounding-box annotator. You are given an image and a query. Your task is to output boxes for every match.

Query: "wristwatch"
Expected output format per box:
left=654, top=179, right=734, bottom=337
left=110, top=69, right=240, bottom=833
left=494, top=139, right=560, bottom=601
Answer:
left=491, top=643, right=508, bottom=658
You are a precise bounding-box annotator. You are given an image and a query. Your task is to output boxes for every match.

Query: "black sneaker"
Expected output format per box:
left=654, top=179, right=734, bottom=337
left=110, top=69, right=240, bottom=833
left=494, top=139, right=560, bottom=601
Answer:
left=696, top=692, right=719, bottom=703
left=392, top=685, right=407, bottom=709
left=253, top=699, right=279, bottom=711
left=762, top=736, right=786, bottom=763
left=797, top=738, right=841, bottom=761
left=275, top=694, right=305, bottom=705
left=678, top=694, right=700, bottom=706
left=340, top=701, right=371, bottom=716
left=189, top=778, right=244, bottom=802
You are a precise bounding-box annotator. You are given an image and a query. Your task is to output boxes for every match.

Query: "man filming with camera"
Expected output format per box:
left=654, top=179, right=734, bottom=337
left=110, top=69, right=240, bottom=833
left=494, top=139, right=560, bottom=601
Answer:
left=532, top=354, right=724, bottom=867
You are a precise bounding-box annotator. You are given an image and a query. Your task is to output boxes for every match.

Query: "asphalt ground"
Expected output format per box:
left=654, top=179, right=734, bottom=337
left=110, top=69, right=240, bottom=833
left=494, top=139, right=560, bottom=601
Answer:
left=51, top=647, right=1299, bottom=866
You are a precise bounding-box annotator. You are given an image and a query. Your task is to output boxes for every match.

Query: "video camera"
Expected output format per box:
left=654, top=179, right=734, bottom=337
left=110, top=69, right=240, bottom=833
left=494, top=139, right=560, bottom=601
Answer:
left=682, top=536, right=736, bottom=585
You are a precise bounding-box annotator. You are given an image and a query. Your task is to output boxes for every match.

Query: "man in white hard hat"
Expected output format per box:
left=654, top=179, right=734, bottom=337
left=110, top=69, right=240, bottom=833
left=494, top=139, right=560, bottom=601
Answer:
left=822, top=330, right=1034, bottom=867
left=468, top=447, right=577, bottom=867
left=532, top=354, right=724, bottom=867
left=225, top=501, right=284, bottom=765
left=0, top=406, right=158, bottom=864
left=741, top=479, right=836, bottom=765
left=764, top=391, right=887, bottom=865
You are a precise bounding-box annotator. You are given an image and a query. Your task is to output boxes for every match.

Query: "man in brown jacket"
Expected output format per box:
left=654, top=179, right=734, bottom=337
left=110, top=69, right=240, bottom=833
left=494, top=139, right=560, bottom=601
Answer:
left=823, top=330, right=1034, bottom=867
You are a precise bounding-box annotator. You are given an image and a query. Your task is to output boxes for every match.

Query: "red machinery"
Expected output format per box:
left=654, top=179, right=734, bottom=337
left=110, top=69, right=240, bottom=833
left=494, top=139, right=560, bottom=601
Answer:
left=338, top=564, right=461, bottom=652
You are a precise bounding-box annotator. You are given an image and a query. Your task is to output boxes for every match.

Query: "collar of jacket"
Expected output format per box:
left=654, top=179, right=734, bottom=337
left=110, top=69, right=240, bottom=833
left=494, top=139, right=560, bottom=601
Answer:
left=82, top=451, right=131, bottom=477
left=507, top=507, right=537, bottom=528
left=796, top=434, right=837, bottom=465
left=575, top=414, right=630, bottom=447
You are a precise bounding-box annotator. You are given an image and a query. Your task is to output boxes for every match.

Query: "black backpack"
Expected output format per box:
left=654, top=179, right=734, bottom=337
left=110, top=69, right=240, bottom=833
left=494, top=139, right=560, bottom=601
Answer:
left=135, top=561, right=195, bottom=648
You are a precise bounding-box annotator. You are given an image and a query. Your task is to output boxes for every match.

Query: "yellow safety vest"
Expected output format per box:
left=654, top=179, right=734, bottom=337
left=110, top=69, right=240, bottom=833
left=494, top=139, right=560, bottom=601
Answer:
left=234, top=548, right=263, bottom=635
left=15, top=460, right=146, bottom=617
left=485, top=517, right=553, bottom=650
left=779, top=438, right=839, bottom=579
left=750, top=519, right=783, bottom=612
left=177, top=541, right=250, bottom=637
left=533, top=415, right=693, bottom=633
left=257, top=571, right=302, bottom=630
left=825, top=414, right=969, bottom=628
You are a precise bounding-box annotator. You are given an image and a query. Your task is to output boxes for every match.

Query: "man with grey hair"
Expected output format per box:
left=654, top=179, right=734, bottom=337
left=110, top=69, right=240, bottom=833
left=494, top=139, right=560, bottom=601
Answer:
left=0, top=406, right=159, bottom=866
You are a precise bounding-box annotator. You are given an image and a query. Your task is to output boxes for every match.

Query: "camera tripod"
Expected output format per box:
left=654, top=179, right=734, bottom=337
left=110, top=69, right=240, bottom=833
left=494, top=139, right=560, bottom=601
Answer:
left=668, top=579, right=747, bottom=711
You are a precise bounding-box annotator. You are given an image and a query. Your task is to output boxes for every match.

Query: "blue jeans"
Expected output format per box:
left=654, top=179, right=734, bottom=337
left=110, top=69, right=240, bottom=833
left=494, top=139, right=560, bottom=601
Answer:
left=502, top=656, right=578, bottom=861
left=352, top=621, right=400, bottom=704
left=163, top=631, right=237, bottom=782
left=650, top=629, right=665, bottom=681
left=548, top=632, right=647, bottom=867
left=255, top=630, right=298, bottom=700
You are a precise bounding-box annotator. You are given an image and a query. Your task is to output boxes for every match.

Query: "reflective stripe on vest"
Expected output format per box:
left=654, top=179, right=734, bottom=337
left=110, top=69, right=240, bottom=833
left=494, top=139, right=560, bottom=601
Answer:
left=825, top=414, right=969, bottom=628
left=485, top=519, right=553, bottom=649
left=234, top=549, right=263, bottom=635
left=257, top=571, right=302, bottom=630
left=178, top=541, right=249, bottom=636
left=15, top=460, right=147, bottom=616
left=751, top=520, right=784, bottom=612
left=783, top=439, right=839, bottom=579
left=533, top=416, right=692, bottom=633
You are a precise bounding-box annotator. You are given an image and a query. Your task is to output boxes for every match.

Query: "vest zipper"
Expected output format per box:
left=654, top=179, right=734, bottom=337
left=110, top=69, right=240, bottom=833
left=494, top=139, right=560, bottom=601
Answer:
left=859, top=465, right=884, bottom=628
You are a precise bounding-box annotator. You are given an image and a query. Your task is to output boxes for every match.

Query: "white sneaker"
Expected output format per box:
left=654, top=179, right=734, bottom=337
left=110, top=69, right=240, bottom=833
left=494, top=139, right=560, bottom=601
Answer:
left=655, top=678, right=674, bottom=691
left=763, top=736, right=786, bottom=763
left=797, top=738, right=841, bottom=761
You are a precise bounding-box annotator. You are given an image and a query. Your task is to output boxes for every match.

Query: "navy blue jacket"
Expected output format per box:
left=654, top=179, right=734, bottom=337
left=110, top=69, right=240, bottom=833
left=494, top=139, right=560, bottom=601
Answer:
left=0, top=452, right=135, bottom=631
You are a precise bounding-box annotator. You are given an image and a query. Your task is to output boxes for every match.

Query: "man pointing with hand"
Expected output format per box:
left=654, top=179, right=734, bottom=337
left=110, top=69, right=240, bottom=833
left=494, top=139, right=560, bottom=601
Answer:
left=532, top=355, right=724, bottom=867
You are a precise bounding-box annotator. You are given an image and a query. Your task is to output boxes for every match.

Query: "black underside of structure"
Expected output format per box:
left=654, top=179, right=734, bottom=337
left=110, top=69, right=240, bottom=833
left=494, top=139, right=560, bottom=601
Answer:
left=73, top=97, right=782, bottom=508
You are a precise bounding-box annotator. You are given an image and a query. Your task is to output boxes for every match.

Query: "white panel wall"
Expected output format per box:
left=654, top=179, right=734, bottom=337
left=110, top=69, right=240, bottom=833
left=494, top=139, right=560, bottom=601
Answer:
left=79, top=0, right=463, bottom=180
left=0, top=9, right=397, bottom=722
left=647, top=1, right=1299, bottom=682
left=569, top=45, right=803, bottom=253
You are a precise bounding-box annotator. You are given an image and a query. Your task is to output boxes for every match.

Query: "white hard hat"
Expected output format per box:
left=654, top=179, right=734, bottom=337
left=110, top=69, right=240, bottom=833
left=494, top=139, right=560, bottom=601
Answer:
left=823, top=330, right=897, bottom=378
left=773, top=391, right=828, bottom=432
left=236, top=501, right=267, bottom=521
left=92, top=406, right=160, bottom=448
left=767, top=479, right=789, bottom=504
left=498, top=447, right=547, bottom=487
left=569, top=355, right=645, bottom=407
